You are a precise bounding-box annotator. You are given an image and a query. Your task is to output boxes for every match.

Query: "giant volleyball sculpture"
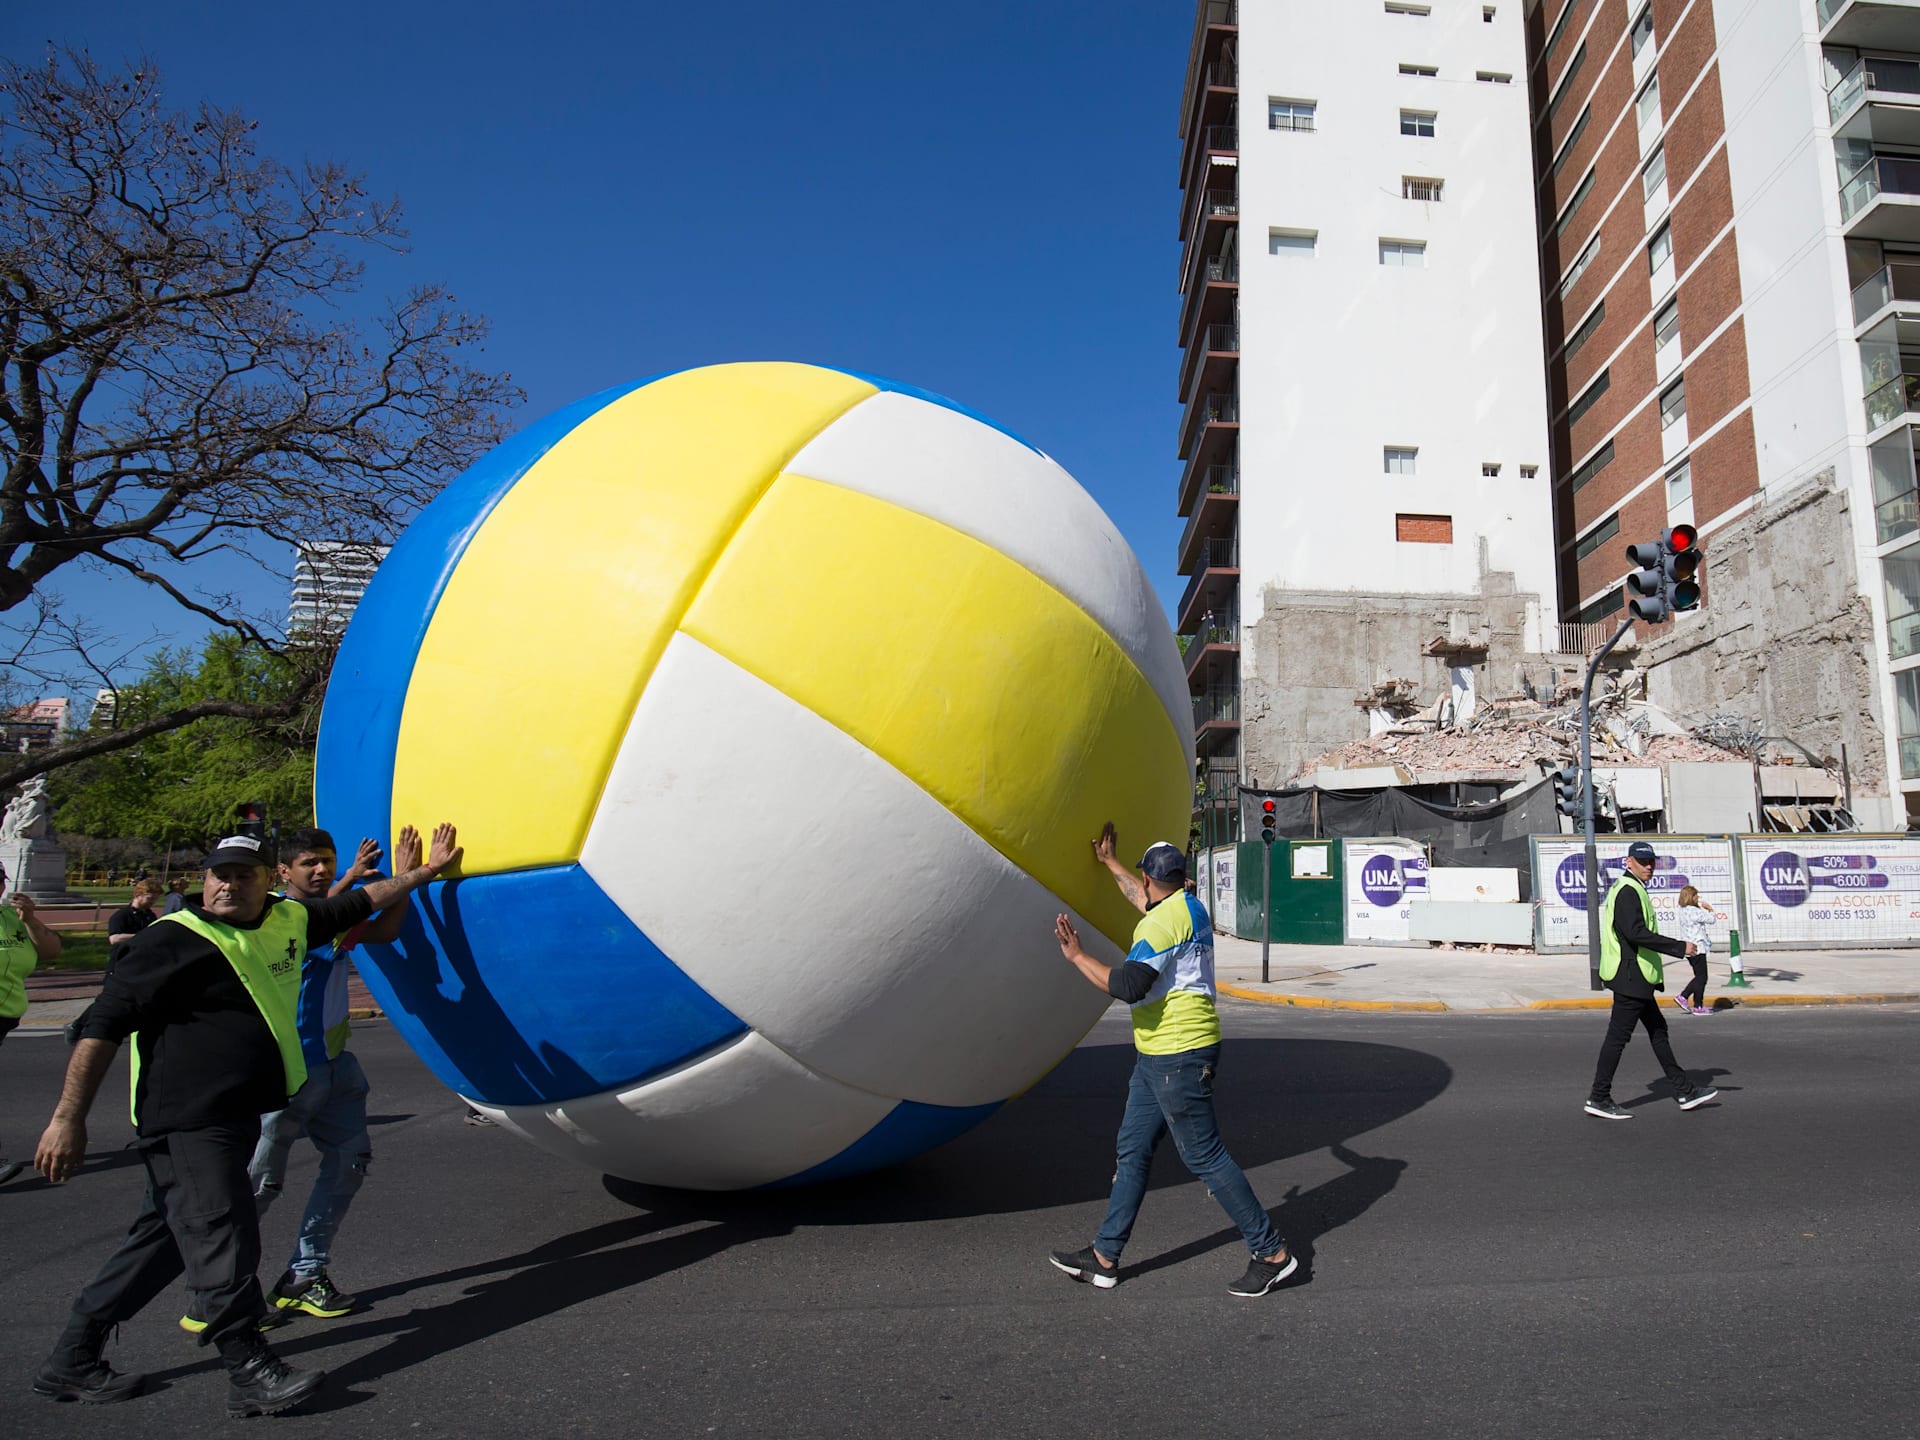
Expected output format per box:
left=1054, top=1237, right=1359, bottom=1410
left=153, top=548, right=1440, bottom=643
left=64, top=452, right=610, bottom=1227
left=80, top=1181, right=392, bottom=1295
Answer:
left=315, top=362, right=1193, bottom=1189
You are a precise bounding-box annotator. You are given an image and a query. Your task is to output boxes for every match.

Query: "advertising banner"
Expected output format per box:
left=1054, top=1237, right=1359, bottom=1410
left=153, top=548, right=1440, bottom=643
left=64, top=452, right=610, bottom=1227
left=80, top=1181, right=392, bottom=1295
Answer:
left=1530, top=836, right=1737, bottom=952
left=1737, top=835, right=1920, bottom=948
left=1200, top=846, right=1238, bottom=936
left=1342, top=839, right=1430, bottom=945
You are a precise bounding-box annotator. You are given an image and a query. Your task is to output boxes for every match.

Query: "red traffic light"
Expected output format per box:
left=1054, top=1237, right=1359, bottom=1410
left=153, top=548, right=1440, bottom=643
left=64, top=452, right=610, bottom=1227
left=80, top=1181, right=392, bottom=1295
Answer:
left=1666, top=524, right=1697, bottom=552
left=1262, top=800, right=1277, bottom=814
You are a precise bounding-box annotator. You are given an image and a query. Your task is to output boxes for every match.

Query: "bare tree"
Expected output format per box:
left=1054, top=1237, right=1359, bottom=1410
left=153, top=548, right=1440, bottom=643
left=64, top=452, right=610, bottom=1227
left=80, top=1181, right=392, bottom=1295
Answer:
left=0, top=50, right=520, bottom=787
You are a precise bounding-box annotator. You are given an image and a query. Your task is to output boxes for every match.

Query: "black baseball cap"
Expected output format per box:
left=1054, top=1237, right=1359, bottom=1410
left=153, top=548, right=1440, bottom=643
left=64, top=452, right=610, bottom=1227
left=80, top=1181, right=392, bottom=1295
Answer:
left=1138, top=843, right=1187, bottom=881
left=1626, top=840, right=1658, bottom=865
left=204, top=834, right=271, bottom=869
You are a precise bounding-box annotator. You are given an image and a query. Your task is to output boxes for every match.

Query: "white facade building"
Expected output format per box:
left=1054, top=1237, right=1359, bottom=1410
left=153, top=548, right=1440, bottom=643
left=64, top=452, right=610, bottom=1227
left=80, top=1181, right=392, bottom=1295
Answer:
left=289, top=541, right=388, bottom=636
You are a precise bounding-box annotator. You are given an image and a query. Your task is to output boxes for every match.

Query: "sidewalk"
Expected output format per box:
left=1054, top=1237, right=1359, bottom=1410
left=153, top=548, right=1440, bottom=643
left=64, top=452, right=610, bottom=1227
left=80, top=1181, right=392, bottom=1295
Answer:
left=1214, top=935, right=1920, bottom=1012
left=13, top=969, right=381, bottom=1033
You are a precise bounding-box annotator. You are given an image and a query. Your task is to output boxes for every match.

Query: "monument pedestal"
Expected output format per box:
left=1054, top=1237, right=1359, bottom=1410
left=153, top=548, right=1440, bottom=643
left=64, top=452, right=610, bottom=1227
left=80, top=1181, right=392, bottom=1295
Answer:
left=0, top=837, right=78, bottom=900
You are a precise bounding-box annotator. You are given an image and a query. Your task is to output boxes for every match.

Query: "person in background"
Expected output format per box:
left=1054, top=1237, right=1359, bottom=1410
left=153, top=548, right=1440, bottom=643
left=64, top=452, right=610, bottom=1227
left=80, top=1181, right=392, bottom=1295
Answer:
left=108, top=881, right=161, bottom=950
left=160, top=878, right=191, bottom=915
left=1672, top=885, right=1716, bottom=1016
left=1, top=869, right=63, bottom=1187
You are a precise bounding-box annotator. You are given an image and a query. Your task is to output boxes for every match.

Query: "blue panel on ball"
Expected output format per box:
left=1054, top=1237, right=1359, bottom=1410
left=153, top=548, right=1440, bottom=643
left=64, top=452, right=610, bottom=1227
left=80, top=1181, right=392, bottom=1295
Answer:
left=764, top=1097, right=1003, bottom=1188
left=351, top=863, right=745, bottom=1108
left=829, top=367, right=1045, bottom=458
left=314, top=375, right=662, bottom=854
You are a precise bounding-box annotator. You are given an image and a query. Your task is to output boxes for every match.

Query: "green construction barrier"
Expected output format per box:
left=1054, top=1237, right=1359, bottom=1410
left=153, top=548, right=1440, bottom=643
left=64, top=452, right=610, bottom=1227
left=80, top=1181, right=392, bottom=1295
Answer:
left=1235, top=838, right=1344, bottom=946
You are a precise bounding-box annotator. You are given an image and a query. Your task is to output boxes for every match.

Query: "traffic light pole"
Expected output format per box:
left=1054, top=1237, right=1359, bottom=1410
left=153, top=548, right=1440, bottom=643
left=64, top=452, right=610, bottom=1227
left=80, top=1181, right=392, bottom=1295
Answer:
left=1579, top=614, right=1636, bottom=991
left=1260, top=835, right=1274, bottom=984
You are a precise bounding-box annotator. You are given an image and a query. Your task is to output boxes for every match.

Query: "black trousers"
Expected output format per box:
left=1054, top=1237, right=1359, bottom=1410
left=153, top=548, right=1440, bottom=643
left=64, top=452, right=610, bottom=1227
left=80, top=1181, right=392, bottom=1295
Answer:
left=1680, top=957, right=1708, bottom=1007
left=60, top=1122, right=269, bottom=1352
left=1589, top=993, right=1686, bottom=1102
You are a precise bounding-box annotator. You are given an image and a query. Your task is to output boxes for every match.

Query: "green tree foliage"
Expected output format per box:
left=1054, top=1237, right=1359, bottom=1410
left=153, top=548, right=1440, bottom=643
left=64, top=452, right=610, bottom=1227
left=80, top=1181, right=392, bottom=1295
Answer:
left=52, top=635, right=316, bottom=851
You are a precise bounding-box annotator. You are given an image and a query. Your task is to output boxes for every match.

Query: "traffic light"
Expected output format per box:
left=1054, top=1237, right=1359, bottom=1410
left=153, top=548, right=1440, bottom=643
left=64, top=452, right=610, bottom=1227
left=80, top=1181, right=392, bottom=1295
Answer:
left=1624, top=525, right=1704, bottom=623
left=1259, top=798, right=1277, bottom=845
left=1551, top=764, right=1584, bottom=819
left=233, top=802, right=268, bottom=841
left=1663, top=524, right=1702, bottom=612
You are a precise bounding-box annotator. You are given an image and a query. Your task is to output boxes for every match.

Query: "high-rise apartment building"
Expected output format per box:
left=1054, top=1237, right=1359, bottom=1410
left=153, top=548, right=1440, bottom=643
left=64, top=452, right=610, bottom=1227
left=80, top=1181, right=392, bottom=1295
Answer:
left=289, top=541, right=388, bottom=636
left=1176, top=0, right=1563, bottom=797
left=1530, top=0, right=1908, bottom=825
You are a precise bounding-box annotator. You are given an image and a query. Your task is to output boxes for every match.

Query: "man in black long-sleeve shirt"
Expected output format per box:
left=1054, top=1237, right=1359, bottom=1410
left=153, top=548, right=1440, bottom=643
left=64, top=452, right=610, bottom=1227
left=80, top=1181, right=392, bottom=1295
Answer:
left=1584, top=839, right=1720, bottom=1120
left=30, top=824, right=460, bottom=1417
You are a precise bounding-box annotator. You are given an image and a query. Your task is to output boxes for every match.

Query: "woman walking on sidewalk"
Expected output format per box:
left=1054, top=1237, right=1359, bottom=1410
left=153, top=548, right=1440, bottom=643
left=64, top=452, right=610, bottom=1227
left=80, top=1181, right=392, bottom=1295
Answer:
left=1673, top=886, right=1715, bottom=1016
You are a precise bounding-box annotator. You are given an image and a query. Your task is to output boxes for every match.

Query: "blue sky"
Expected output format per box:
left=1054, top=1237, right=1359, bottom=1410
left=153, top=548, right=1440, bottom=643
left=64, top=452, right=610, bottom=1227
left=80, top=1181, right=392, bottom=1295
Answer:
left=4, top=0, right=1195, bottom=677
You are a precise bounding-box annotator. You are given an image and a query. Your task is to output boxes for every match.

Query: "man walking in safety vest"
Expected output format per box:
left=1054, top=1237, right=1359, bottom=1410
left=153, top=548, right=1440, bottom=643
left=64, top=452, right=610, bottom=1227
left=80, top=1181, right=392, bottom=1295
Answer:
left=30, top=824, right=461, bottom=1417
left=1584, top=839, right=1720, bottom=1120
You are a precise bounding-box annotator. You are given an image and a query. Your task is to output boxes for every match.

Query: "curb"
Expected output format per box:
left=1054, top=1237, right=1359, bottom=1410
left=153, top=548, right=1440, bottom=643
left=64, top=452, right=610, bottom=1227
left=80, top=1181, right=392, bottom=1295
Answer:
left=1217, top=982, right=1447, bottom=1013
left=1220, top=983, right=1920, bottom=1013
left=348, top=1006, right=383, bottom=1021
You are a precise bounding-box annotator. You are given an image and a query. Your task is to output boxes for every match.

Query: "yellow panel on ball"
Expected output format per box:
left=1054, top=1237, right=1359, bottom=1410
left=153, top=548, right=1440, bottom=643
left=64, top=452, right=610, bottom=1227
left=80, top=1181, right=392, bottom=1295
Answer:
left=392, top=363, right=876, bottom=873
left=682, top=472, right=1190, bottom=949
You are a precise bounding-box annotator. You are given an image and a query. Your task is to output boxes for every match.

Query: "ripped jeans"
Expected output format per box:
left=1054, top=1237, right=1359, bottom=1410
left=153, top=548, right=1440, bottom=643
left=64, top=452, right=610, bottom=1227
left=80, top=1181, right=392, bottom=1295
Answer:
left=248, top=1051, right=371, bottom=1285
left=1094, top=1044, right=1283, bottom=1263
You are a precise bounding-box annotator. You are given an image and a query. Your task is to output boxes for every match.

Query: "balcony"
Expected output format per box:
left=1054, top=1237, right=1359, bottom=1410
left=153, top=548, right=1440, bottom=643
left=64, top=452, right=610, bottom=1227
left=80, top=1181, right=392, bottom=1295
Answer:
left=1181, top=56, right=1238, bottom=171
left=1853, top=260, right=1920, bottom=327
left=1819, top=0, right=1920, bottom=48
left=1181, top=120, right=1240, bottom=201
left=1830, top=54, right=1920, bottom=141
left=1177, top=465, right=1239, bottom=569
left=1178, top=424, right=1239, bottom=514
left=1178, top=320, right=1239, bottom=403
left=1178, top=390, right=1238, bottom=463
left=1872, top=425, right=1920, bottom=542
left=1178, top=188, right=1239, bottom=291
left=1179, top=243, right=1239, bottom=344
left=1182, top=608, right=1240, bottom=686
left=1176, top=537, right=1239, bottom=632
left=1840, top=154, right=1920, bottom=240
left=1192, top=686, right=1241, bottom=751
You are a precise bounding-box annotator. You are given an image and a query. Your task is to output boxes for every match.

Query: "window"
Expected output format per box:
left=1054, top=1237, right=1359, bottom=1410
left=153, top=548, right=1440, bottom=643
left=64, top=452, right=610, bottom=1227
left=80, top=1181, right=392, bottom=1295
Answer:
left=1385, top=447, right=1419, bottom=474
left=1660, top=379, right=1687, bottom=430
left=1551, top=107, right=1591, bottom=177
left=1654, top=299, right=1680, bottom=350
left=1630, top=4, right=1655, bottom=57
left=1400, top=110, right=1437, bottom=137
left=1566, top=302, right=1606, bottom=360
left=1521, top=464, right=1539, bottom=479
left=1561, top=236, right=1600, bottom=297
left=1399, top=63, right=1439, bottom=77
left=1482, top=463, right=1502, bottom=477
left=1568, top=370, right=1611, bottom=427
left=1385, top=1, right=1432, bottom=13
left=1396, top=513, right=1453, bottom=543
left=1667, top=459, right=1692, bottom=507
left=1402, top=176, right=1444, bottom=201
left=1549, top=43, right=1587, bottom=120
left=1648, top=222, right=1674, bottom=272
left=1884, top=548, right=1920, bottom=659
left=1269, top=228, right=1318, bottom=257
left=1270, top=98, right=1317, bottom=131
left=1568, top=440, right=1615, bottom=491
left=1636, top=74, right=1661, bottom=130
left=1484, top=5, right=1497, bottom=21
left=1477, top=71, right=1513, bottom=84
left=1898, top=670, right=1920, bottom=778
left=1380, top=239, right=1428, bottom=267
left=1556, top=169, right=1596, bottom=236
left=1576, top=587, right=1624, bottom=624
left=1575, top=513, right=1620, bottom=559
left=1642, top=144, right=1668, bottom=201
left=1543, top=0, right=1578, bottom=63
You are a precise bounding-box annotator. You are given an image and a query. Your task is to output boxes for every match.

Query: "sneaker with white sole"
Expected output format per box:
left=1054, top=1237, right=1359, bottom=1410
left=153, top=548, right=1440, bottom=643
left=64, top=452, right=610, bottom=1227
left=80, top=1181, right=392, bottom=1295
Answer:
left=1675, top=1083, right=1720, bottom=1111
left=1048, top=1246, right=1119, bottom=1289
left=1227, top=1252, right=1298, bottom=1298
left=1584, top=1098, right=1633, bottom=1120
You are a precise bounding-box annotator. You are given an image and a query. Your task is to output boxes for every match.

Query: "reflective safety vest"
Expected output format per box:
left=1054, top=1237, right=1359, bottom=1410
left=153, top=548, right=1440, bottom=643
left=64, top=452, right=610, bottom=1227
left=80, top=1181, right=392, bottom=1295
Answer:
left=128, top=905, right=310, bottom=1125
left=1597, top=874, right=1662, bottom=987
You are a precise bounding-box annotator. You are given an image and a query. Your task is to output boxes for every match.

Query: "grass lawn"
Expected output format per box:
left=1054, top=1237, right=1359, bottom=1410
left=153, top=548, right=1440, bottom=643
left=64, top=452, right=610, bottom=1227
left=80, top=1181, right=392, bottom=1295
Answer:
left=46, top=933, right=111, bottom=970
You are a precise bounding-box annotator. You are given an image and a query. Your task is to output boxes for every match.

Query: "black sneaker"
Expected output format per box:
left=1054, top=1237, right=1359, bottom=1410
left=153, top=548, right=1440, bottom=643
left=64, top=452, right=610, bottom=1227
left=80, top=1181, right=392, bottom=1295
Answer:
left=1675, top=1083, right=1720, bottom=1111
left=271, top=1270, right=357, bottom=1318
left=1227, top=1252, right=1298, bottom=1298
left=1048, top=1246, right=1119, bottom=1289
left=1584, top=1098, right=1633, bottom=1120
left=31, top=1358, right=146, bottom=1404
left=223, top=1337, right=325, bottom=1418
left=464, top=1107, right=495, bottom=1126
left=0, top=1158, right=26, bottom=1187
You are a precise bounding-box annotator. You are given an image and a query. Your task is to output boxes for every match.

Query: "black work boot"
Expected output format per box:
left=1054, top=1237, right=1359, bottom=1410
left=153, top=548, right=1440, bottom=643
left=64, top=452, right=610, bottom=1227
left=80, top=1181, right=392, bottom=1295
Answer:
left=32, top=1316, right=147, bottom=1404
left=219, top=1329, right=326, bottom=1418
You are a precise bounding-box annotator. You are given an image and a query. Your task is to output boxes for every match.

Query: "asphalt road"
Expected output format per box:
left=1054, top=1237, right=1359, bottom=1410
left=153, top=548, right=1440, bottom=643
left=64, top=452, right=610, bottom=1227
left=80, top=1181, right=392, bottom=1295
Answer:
left=2, top=1002, right=1915, bottom=1439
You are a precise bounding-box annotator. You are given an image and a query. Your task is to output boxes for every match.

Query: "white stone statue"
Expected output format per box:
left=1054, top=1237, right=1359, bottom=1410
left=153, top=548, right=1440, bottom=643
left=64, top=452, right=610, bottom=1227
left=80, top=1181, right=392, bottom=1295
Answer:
left=0, top=773, right=52, bottom=843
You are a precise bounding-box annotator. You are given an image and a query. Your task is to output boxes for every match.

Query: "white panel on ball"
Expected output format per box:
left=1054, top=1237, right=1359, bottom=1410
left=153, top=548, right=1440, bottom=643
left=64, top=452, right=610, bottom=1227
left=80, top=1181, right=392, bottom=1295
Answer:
left=463, top=1030, right=897, bottom=1191
left=786, top=390, right=1193, bottom=747
left=580, top=633, right=1116, bottom=1109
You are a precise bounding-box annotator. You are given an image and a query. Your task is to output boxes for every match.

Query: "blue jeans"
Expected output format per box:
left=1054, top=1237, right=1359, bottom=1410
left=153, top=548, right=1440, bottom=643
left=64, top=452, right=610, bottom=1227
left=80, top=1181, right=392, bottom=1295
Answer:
left=248, top=1051, right=371, bottom=1283
left=1095, top=1044, right=1282, bottom=1263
